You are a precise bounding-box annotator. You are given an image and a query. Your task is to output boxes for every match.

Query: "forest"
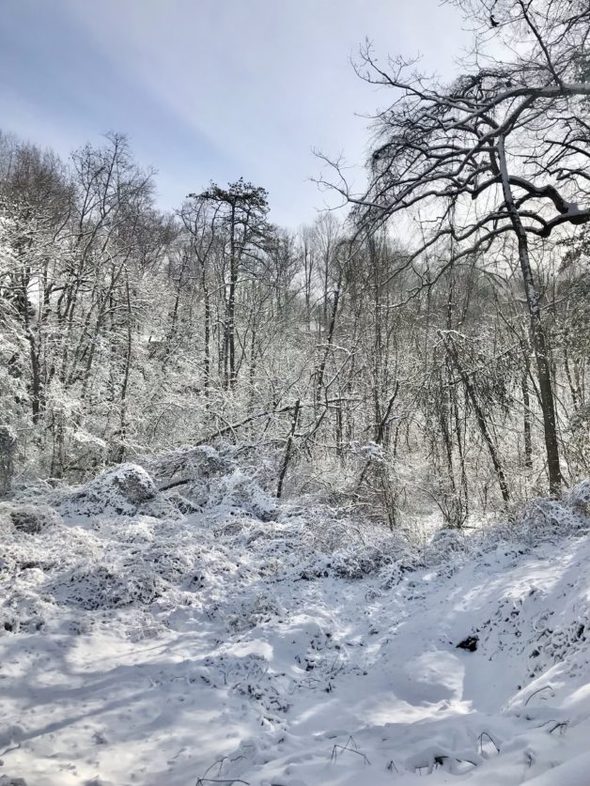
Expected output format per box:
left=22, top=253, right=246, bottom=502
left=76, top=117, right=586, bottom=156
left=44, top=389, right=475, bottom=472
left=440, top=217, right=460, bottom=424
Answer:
left=2, top=0, right=590, bottom=525
left=2, top=1, right=590, bottom=784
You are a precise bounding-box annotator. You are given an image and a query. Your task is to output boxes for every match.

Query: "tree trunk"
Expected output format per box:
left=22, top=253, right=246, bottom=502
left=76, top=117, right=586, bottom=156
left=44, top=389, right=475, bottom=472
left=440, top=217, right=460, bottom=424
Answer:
left=522, top=367, right=533, bottom=470
left=442, top=332, right=510, bottom=504
left=276, top=399, right=301, bottom=499
left=497, top=137, right=562, bottom=494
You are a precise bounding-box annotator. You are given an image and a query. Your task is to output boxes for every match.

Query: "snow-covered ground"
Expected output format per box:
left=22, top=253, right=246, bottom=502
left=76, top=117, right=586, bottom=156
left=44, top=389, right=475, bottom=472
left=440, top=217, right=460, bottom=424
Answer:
left=1, top=450, right=590, bottom=786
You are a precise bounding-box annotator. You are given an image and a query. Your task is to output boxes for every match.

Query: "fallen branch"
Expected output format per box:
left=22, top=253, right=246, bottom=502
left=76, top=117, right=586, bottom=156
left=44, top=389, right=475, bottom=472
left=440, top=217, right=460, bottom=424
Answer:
left=524, top=685, right=554, bottom=706
left=330, top=735, right=371, bottom=765
left=195, top=779, right=250, bottom=786
left=478, top=731, right=500, bottom=755
left=195, top=398, right=359, bottom=447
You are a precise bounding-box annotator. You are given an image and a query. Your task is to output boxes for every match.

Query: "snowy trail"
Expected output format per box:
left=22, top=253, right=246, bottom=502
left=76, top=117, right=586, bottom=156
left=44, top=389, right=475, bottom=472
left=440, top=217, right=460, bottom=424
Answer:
left=2, top=483, right=590, bottom=785
left=1, top=626, right=244, bottom=784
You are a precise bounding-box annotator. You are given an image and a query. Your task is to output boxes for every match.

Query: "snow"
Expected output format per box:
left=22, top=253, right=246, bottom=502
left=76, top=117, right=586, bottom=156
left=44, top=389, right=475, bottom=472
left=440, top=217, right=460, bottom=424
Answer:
left=1, top=455, right=590, bottom=785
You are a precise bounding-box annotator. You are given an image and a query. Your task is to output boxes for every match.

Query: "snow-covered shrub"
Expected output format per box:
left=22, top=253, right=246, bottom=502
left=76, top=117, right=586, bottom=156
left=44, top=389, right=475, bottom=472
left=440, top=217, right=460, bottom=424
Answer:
left=140, top=445, right=232, bottom=488
left=510, top=496, right=588, bottom=544
left=1, top=588, right=50, bottom=634
left=564, top=479, right=590, bottom=515
left=330, top=528, right=414, bottom=580
left=208, top=470, right=277, bottom=521
left=422, top=527, right=470, bottom=566
left=504, top=482, right=589, bottom=544
left=332, top=544, right=398, bottom=579
left=294, top=507, right=370, bottom=553
left=526, top=617, right=589, bottom=680
left=225, top=441, right=282, bottom=491
left=163, top=490, right=201, bottom=515
left=0, top=502, right=62, bottom=534
left=141, top=543, right=205, bottom=589
left=226, top=592, right=281, bottom=632
left=139, top=445, right=277, bottom=520
left=59, top=463, right=175, bottom=518
left=49, top=564, right=164, bottom=611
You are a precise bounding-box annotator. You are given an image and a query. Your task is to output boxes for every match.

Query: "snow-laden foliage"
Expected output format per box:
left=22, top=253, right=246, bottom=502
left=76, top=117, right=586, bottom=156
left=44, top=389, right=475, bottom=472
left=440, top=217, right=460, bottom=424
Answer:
left=58, top=463, right=162, bottom=518
left=2, top=127, right=590, bottom=526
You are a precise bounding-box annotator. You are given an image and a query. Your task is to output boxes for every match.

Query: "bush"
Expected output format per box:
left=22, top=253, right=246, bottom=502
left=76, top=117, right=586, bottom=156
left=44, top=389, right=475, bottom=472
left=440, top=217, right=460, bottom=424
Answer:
left=0, top=503, right=62, bottom=534
left=59, top=463, right=174, bottom=518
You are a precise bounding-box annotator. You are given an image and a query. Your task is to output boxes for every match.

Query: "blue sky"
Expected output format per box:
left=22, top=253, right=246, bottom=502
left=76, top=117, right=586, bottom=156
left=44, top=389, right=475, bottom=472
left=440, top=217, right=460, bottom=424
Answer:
left=0, top=1, right=467, bottom=227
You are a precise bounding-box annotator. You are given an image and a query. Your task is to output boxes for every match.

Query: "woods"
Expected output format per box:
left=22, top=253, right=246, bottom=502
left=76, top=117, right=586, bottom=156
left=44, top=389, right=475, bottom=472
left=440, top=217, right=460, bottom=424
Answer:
left=1, top=0, right=590, bottom=525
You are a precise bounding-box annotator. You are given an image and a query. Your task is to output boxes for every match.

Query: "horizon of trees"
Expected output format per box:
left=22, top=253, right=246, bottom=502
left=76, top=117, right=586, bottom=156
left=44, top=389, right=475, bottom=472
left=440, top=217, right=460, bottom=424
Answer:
left=1, top=0, right=589, bottom=527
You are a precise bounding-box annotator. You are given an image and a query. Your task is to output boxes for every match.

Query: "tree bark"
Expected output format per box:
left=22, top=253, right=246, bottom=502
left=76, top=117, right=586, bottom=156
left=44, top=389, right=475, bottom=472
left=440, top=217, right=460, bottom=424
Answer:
left=497, top=137, right=562, bottom=494
left=442, top=332, right=510, bottom=504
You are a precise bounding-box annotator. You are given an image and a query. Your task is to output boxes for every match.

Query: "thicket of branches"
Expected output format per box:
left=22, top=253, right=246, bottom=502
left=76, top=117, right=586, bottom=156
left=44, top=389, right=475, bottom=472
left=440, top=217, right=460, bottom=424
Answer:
left=1, top=0, right=589, bottom=526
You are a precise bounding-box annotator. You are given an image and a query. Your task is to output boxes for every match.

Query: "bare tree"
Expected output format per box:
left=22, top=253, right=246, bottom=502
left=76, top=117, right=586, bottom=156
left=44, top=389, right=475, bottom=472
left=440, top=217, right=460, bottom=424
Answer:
left=325, top=0, right=590, bottom=493
left=187, top=179, right=272, bottom=390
